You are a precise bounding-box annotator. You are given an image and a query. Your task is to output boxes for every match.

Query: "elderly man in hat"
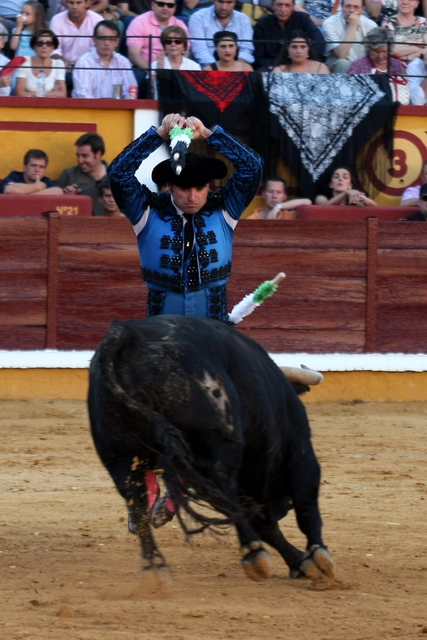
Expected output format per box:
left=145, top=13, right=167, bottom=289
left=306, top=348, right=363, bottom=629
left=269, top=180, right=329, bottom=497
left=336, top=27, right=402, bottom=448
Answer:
left=109, top=113, right=262, bottom=321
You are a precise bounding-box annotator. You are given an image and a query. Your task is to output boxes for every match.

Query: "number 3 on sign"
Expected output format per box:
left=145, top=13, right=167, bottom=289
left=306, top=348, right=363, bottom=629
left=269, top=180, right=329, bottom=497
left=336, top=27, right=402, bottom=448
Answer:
left=388, top=149, right=407, bottom=179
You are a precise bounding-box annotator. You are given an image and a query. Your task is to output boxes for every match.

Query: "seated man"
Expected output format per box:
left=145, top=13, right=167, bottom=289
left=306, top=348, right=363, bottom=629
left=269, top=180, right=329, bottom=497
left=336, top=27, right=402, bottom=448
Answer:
left=57, top=133, right=108, bottom=216
left=50, top=0, right=103, bottom=70
left=403, top=183, right=427, bottom=221
left=247, top=176, right=311, bottom=219
left=108, top=112, right=262, bottom=320
left=0, top=149, right=63, bottom=195
left=400, top=161, right=427, bottom=207
left=72, top=19, right=137, bottom=98
left=188, top=0, right=254, bottom=68
left=322, top=0, right=377, bottom=73
left=253, top=0, right=325, bottom=70
left=98, top=179, right=124, bottom=217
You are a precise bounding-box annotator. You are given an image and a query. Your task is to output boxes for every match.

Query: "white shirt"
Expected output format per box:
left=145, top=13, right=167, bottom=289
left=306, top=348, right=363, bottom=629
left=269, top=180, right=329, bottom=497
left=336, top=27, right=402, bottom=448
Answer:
left=322, top=13, right=377, bottom=63
left=407, top=57, right=427, bottom=105
left=72, top=49, right=137, bottom=99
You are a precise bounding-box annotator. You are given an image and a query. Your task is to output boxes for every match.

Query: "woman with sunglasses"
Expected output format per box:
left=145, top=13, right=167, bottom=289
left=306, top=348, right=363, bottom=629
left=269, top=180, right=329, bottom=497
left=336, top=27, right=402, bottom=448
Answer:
left=15, top=29, right=66, bottom=97
left=152, top=26, right=200, bottom=70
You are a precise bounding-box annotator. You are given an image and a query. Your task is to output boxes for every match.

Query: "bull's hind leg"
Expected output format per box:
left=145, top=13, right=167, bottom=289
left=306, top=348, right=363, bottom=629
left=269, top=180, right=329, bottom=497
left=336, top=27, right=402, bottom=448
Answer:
left=251, top=516, right=305, bottom=578
left=288, top=449, right=335, bottom=580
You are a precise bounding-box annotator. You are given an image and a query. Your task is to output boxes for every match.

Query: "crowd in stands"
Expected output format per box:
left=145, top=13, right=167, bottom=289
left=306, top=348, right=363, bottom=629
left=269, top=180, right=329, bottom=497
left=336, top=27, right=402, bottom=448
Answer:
left=0, top=0, right=427, bottom=100
left=1, top=137, right=427, bottom=221
left=2, top=0, right=427, bottom=215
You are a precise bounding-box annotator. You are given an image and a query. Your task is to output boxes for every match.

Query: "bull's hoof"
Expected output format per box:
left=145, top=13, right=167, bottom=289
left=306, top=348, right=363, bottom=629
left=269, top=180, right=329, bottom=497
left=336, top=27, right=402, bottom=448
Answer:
left=151, top=496, right=175, bottom=529
left=300, top=545, right=335, bottom=581
left=242, top=548, right=271, bottom=582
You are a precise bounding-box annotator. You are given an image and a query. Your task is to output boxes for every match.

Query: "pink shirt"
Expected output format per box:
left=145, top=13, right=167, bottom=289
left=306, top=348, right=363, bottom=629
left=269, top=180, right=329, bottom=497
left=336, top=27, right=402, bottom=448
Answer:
left=126, top=11, right=188, bottom=66
left=50, top=9, right=103, bottom=63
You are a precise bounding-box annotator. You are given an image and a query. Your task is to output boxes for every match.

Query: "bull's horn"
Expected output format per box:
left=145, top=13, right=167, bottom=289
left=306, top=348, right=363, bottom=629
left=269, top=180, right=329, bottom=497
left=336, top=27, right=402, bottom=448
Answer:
left=280, top=365, right=323, bottom=386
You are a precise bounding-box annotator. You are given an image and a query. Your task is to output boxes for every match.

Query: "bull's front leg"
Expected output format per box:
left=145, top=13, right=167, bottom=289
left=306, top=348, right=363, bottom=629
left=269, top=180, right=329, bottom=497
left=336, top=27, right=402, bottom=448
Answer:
left=122, top=458, right=170, bottom=580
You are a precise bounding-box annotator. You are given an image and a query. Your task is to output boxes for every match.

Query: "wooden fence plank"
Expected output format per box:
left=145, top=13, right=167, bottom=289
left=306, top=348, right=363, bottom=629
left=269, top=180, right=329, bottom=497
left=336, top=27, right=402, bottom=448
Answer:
left=236, top=221, right=368, bottom=249
left=58, top=245, right=140, bottom=271
left=58, top=217, right=136, bottom=244
left=0, top=300, right=46, bottom=324
left=0, top=326, right=46, bottom=349
left=0, top=218, right=47, bottom=243
left=237, top=328, right=366, bottom=353
left=0, top=272, right=46, bottom=299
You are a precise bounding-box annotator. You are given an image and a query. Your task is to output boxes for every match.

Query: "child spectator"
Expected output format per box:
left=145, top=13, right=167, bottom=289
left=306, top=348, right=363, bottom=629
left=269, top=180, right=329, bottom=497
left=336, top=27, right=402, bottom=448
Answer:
left=10, top=1, right=46, bottom=58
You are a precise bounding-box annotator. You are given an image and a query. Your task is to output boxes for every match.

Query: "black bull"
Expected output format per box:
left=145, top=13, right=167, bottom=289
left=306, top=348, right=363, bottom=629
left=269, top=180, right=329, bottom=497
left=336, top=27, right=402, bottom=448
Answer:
left=88, top=315, right=335, bottom=583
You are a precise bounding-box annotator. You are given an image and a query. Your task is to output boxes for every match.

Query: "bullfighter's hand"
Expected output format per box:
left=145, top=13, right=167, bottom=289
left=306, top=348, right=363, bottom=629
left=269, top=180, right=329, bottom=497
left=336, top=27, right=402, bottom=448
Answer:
left=184, top=116, right=212, bottom=140
left=157, top=113, right=187, bottom=139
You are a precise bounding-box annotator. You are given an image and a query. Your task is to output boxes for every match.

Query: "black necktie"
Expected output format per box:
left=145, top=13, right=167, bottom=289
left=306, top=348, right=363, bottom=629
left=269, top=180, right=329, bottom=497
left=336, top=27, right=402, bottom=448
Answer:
left=183, top=214, right=194, bottom=260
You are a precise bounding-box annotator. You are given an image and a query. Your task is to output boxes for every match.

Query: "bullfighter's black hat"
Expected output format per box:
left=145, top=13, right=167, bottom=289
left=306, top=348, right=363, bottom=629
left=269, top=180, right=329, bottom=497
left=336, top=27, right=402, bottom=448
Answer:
left=152, top=152, right=227, bottom=188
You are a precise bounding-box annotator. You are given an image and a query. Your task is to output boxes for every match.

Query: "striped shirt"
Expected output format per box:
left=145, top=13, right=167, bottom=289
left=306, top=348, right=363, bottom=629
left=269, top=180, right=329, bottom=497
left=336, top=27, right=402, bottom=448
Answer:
left=72, top=49, right=137, bottom=99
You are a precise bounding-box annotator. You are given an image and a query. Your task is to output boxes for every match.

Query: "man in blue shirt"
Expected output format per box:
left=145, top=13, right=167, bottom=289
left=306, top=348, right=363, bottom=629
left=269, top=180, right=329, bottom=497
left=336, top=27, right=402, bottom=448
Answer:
left=109, top=113, right=262, bottom=321
left=0, top=149, right=63, bottom=195
left=188, top=0, right=254, bottom=67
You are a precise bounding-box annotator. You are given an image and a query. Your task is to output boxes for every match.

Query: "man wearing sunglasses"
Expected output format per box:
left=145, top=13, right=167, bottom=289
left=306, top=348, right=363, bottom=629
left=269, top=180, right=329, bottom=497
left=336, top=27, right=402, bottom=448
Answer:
left=403, top=183, right=427, bottom=221
left=126, top=0, right=188, bottom=70
left=109, top=113, right=262, bottom=320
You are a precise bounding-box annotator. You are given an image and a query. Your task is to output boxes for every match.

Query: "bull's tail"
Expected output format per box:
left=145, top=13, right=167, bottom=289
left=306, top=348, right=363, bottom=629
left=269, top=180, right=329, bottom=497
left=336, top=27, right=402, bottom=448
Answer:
left=90, top=321, right=249, bottom=533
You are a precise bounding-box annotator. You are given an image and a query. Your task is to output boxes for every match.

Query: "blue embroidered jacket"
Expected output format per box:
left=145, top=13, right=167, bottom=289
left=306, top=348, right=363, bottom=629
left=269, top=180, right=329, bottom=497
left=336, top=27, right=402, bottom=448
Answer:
left=108, top=126, right=262, bottom=294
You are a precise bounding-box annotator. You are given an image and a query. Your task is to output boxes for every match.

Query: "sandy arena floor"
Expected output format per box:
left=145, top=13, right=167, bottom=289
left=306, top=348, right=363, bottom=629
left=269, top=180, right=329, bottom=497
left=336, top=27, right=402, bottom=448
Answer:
left=1, top=398, right=426, bottom=640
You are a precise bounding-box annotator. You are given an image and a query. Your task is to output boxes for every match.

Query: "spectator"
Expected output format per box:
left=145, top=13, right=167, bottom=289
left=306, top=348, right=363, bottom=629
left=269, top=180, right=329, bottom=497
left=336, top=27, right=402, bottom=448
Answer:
left=0, top=149, right=63, bottom=194
left=89, top=0, right=124, bottom=36
left=407, top=49, right=427, bottom=104
left=57, top=133, right=108, bottom=216
left=126, top=0, right=188, bottom=70
left=151, top=24, right=200, bottom=68
left=72, top=20, right=137, bottom=97
left=180, top=0, right=213, bottom=24
left=0, top=0, right=22, bottom=32
left=272, top=29, right=330, bottom=72
left=246, top=176, right=311, bottom=219
left=400, top=159, right=427, bottom=204
left=204, top=30, right=253, bottom=70
left=294, top=0, right=335, bottom=27
left=347, top=26, right=407, bottom=74
left=323, top=0, right=377, bottom=72
left=113, top=0, right=151, bottom=18
left=10, top=1, right=46, bottom=58
left=189, top=0, right=254, bottom=68
left=253, top=0, right=325, bottom=70
left=381, top=0, right=427, bottom=63
left=0, top=23, right=12, bottom=96
left=315, top=167, right=377, bottom=205
left=15, top=29, right=67, bottom=96
left=98, top=179, right=124, bottom=216
left=50, top=0, right=103, bottom=69
left=403, top=183, right=427, bottom=219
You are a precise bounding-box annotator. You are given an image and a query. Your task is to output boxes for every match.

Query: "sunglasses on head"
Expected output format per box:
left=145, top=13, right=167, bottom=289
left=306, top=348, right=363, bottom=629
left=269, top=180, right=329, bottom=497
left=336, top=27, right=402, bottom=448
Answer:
left=164, top=38, right=184, bottom=45
left=35, top=40, right=54, bottom=46
left=154, top=1, right=176, bottom=6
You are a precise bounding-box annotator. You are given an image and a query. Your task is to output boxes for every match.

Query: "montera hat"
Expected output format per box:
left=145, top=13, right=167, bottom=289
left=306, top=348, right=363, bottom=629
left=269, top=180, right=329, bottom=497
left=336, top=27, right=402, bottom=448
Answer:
left=152, top=152, right=227, bottom=188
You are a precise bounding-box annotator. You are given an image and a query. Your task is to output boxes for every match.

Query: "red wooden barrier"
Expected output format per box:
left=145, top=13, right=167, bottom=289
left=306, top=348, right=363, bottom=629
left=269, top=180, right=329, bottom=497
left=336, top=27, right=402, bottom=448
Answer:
left=1, top=215, right=427, bottom=353
left=0, top=194, right=92, bottom=217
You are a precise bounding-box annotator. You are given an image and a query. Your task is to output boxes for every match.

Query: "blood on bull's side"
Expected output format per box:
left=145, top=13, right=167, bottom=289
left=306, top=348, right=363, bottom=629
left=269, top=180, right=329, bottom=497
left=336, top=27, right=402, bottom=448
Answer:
left=88, top=315, right=335, bottom=583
